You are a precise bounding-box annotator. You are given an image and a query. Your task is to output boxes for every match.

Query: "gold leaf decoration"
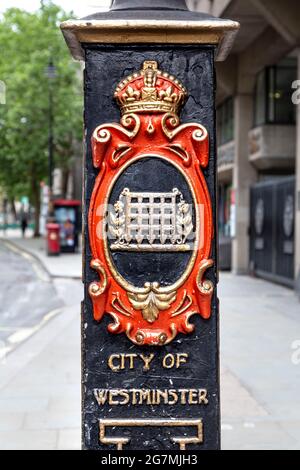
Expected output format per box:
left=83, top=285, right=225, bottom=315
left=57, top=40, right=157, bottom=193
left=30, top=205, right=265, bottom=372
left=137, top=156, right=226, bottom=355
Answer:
left=128, top=290, right=177, bottom=324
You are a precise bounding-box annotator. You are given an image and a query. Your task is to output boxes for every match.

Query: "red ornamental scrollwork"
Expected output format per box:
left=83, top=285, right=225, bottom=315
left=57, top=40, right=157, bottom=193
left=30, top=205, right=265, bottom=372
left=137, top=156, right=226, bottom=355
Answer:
left=88, top=60, right=214, bottom=346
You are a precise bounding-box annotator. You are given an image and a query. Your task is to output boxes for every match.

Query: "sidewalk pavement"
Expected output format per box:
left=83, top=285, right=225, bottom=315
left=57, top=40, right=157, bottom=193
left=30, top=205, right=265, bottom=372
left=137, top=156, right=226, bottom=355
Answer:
left=0, top=232, right=82, bottom=449
left=1, top=229, right=81, bottom=279
left=220, top=274, right=300, bottom=450
left=0, top=232, right=300, bottom=449
left=0, top=295, right=81, bottom=450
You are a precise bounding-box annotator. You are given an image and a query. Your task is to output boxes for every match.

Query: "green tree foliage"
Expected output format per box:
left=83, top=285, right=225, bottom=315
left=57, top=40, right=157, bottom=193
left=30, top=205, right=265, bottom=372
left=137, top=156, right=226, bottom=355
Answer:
left=0, top=2, right=82, bottom=235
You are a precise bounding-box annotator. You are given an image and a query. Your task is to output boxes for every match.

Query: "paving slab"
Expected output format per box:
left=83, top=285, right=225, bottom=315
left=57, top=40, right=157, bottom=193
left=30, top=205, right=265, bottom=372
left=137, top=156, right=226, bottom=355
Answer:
left=0, top=267, right=299, bottom=449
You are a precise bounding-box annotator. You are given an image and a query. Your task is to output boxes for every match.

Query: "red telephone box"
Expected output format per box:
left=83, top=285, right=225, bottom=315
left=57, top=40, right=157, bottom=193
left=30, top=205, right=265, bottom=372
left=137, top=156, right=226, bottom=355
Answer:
left=53, top=199, right=81, bottom=253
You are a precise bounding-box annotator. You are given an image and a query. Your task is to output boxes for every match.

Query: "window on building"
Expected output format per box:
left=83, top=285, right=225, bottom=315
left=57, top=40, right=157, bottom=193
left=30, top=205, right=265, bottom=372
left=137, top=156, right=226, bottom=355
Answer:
left=217, top=97, right=234, bottom=146
left=218, top=184, right=232, bottom=238
left=254, top=58, right=297, bottom=127
left=254, top=70, right=266, bottom=127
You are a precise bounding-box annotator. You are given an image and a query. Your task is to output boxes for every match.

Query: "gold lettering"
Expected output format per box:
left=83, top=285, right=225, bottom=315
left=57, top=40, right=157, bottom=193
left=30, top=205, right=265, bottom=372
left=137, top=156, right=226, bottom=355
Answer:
left=189, top=389, right=198, bottom=405
left=168, top=390, right=178, bottom=405
left=151, top=389, right=158, bottom=405
left=108, top=390, right=120, bottom=405
left=107, top=353, right=156, bottom=371
left=93, top=389, right=108, bottom=405
left=199, top=389, right=209, bottom=405
left=108, top=354, right=120, bottom=372
left=156, top=389, right=169, bottom=404
left=176, top=353, right=189, bottom=368
left=118, top=390, right=130, bottom=405
left=140, top=353, right=155, bottom=371
left=128, top=354, right=137, bottom=369
left=93, top=388, right=209, bottom=406
left=162, top=353, right=175, bottom=369
left=178, top=389, right=189, bottom=404
left=132, top=389, right=138, bottom=405
left=138, top=390, right=152, bottom=405
left=162, top=353, right=189, bottom=369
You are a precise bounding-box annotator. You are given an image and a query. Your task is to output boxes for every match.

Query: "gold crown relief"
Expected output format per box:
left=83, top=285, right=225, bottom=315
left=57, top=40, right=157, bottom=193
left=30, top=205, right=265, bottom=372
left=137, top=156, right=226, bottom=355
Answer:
left=114, top=61, right=187, bottom=116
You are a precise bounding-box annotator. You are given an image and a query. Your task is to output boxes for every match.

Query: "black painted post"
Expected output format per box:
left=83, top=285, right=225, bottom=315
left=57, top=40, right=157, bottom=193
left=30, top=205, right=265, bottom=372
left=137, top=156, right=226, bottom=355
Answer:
left=61, top=0, right=239, bottom=451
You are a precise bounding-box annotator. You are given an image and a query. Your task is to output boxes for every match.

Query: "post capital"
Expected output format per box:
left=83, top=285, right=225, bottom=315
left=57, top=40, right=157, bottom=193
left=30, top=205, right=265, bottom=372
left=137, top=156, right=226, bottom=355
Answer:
left=60, top=1, right=239, bottom=62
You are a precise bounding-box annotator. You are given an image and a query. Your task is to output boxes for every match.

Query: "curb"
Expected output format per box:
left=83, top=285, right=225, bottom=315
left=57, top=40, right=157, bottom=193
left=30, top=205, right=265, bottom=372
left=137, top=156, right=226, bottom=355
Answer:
left=0, top=307, right=63, bottom=362
left=0, top=237, right=82, bottom=281
left=1, top=238, right=51, bottom=282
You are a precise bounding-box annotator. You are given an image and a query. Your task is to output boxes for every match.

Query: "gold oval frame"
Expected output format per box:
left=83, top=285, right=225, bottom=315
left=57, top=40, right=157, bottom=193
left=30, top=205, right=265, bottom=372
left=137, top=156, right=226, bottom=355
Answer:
left=101, top=154, right=200, bottom=295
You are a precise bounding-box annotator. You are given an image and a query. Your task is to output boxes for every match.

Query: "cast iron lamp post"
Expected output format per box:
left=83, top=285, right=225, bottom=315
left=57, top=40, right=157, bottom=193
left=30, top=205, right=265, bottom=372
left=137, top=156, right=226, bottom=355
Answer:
left=61, top=0, right=239, bottom=451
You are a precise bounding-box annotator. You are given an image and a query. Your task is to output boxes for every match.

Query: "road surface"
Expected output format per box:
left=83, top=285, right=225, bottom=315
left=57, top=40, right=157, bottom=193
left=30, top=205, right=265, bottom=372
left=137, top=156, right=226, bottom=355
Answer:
left=0, top=239, right=62, bottom=355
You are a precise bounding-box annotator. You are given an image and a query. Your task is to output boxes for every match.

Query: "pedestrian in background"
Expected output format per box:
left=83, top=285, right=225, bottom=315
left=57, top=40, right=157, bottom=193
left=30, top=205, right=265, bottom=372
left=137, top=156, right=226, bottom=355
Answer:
left=20, top=212, right=28, bottom=238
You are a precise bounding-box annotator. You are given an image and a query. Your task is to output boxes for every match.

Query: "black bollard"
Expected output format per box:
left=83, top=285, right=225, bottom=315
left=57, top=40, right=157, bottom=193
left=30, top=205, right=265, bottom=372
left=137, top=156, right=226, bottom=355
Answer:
left=61, top=0, right=239, bottom=451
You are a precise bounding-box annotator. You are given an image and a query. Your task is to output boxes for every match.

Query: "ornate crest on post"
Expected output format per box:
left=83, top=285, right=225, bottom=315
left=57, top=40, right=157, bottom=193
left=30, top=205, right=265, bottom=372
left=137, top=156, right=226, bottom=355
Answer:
left=88, top=60, right=214, bottom=346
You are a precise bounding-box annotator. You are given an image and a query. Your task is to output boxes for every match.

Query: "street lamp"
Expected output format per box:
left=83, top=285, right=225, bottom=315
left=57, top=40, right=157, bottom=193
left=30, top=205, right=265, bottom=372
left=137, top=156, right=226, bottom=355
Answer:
left=45, top=59, right=57, bottom=217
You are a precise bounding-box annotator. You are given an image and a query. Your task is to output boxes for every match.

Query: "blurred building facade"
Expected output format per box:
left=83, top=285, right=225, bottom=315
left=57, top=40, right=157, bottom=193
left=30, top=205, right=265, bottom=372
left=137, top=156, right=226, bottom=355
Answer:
left=188, top=0, right=300, bottom=294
